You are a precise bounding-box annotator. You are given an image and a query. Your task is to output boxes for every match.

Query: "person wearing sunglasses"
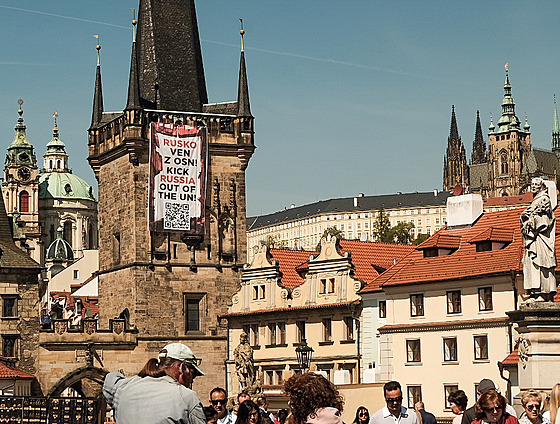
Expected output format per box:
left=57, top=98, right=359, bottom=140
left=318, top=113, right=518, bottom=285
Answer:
left=353, top=407, right=370, bottom=424
left=520, top=390, right=551, bottom=424
left=371, top=381, right=419, bottom=424
left=472, top=390, right=518, bottom=424
left=211, top=387, right=237, bottom=424
left=103, top=342, right=206, bottom=424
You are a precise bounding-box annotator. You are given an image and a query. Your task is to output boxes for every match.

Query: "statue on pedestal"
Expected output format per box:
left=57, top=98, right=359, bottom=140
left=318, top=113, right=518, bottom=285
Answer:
left=234, top=332, right=260, bottom=394
left=521, top=178, right=557, bottom=302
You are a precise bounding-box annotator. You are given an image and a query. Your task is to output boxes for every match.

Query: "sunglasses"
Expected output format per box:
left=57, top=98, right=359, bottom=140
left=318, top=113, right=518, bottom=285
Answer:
left=359, top=412, right=369, bottom=416
left=484, top=407, right=502, bottom=413
left=386, top=397, right=403, bottom=404
left=526, top=405, right=540, bottom=411
left=211, top=399, right=227, bottom=406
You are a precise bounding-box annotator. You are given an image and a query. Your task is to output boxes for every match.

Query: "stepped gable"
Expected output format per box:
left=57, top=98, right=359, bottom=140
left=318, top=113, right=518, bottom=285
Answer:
left=361, top=208, right=538, bottom=291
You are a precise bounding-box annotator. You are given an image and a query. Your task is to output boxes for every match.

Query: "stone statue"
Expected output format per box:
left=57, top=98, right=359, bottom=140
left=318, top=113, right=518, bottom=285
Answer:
left=233, top=332, right=260, bottom=394
left=521, top=178, right=557, bottom=302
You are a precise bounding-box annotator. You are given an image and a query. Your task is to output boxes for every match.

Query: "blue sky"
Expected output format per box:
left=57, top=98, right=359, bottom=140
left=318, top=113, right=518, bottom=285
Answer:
left=1, top=1, right=560, bottom=216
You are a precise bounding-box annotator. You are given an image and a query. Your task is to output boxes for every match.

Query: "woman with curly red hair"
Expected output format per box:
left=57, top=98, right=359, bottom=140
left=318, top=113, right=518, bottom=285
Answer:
left=472, top=390, right=519, bottom=424
left=284, top=373, right=344, bottom=424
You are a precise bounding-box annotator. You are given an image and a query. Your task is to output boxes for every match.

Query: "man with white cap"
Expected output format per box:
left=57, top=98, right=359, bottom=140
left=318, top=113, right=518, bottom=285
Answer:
left=103, top=342, right=206, bottom=424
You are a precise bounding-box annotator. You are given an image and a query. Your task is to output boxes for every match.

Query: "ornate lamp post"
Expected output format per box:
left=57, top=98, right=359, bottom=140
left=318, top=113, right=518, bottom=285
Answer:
left=295, top=338, right=314, bottom=371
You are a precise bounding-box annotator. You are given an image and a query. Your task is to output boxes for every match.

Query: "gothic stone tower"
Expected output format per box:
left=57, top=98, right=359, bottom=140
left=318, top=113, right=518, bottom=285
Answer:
left=2, top=102, right=41, bottom=263
left=87, top=0, right=254, bottom=394
left=443, top=105, right=469, bottom=191
left=487, top=68, right=531, bottom=196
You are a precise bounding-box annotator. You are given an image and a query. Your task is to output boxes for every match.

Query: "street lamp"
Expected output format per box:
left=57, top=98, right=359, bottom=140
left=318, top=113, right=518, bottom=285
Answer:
left=295, top=338, right=314, bottom=371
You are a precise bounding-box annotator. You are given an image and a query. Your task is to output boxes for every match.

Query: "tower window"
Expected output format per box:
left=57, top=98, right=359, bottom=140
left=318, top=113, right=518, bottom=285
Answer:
left=19, top=191, right=29, bottom=213
left=63, top=222, right=72, bottom=247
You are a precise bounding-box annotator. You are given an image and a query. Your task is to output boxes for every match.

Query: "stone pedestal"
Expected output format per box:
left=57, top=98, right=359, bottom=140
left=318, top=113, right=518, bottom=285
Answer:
left=507, top=303, right=560, bottom=391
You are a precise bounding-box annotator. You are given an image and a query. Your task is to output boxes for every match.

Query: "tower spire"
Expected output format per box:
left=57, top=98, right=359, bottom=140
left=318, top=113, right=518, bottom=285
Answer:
left=553, top=95, right=560, bottom=155
left=90, top=37, right=104, bottom=129
left=126, top=10, right=141, bottom=111
left=136, top=0, right=207, bottom=111
left=497, top=63, right=521, bottom=131
left=443, top=105, right=469, bottom=191
left=237, top=19, right=251, bottom=118
left=471, top=110, right=487, bottom=164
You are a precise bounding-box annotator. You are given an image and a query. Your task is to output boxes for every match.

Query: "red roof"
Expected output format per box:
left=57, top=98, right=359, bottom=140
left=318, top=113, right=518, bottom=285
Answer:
left=270, top=249, right=316, bottom=290
left=0, top=362, right=35, bottom=379
left=417, top=233, right=462, bottom=250
left=468, top=227, right=514, bottom=243
left=361, top=208, right=547, bottom=292
left=484, top=192, right=532, bottom=206
left=501, top=349, right=519, bottom=366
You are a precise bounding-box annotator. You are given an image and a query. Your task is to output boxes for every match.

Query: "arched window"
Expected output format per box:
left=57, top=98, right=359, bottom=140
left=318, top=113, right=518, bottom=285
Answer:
left=88, top=223, right=95, bottom=249
left=49, top=160, right=53, bottom=169
left=500, top=151, right=508, bottom=174
left=50, top=225, right=55, bottom=245
left=19, top=191, right=29, bottom=213
left=57, top=160, right=61, bottom=169
left=63, top=221, right=73, bottom=247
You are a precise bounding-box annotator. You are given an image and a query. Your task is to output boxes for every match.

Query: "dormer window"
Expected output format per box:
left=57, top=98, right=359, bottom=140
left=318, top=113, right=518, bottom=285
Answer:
left=476, top=241, right=492, bottom=252
left=470, top=228, right=513, bottom=252
left=417, top=234, right=461, bottom=258
left=423, top=247, right=438, bottom=257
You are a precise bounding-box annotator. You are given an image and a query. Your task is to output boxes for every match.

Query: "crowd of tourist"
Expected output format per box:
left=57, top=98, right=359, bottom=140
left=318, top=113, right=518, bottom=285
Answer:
left=101, top=342, right=560, bottom=424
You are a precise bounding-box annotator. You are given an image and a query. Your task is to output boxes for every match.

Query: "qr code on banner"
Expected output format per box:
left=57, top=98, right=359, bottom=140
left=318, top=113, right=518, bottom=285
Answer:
left=164, top=202, right=191, bottom=230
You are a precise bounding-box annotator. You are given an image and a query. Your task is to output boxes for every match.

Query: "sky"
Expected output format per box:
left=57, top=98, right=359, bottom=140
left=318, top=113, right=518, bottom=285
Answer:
left=1, top=1, right=560, bottom=217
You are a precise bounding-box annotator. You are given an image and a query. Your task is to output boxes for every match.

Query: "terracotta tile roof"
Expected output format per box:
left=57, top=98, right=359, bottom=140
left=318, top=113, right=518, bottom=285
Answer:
left=339, top=240, right=415, bottom=291
left=416, top=233, right=461, bottom=250
left=484, top=193, right=532, bottom=206
left=269, top=249, right=317, bottom=290
left=0, top=362, right=35, bottom=379
left=468, top=227, right=514, bottom=243
left=361, top=207, right=549, bottom=292
left=501, top=349, right=519, bottom=366
left=220, top=300, right=359, bottom=318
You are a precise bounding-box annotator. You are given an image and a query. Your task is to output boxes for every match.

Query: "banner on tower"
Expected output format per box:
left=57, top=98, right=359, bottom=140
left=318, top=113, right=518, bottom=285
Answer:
left=148, top=122, right=208, bottom=235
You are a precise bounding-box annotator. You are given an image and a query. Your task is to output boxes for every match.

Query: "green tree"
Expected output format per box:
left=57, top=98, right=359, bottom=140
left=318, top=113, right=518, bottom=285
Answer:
left=372, top=207, right=393, bottom=243
left=412, top=233, right=430, bottom=245
left=315, top=226, right=343, bottom=250
left=390, top=222, right=415, bottom=244
left=262, top=235, right=288, bottom=249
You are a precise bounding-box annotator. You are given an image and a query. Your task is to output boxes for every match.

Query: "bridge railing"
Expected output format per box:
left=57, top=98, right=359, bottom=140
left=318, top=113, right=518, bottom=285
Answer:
left=0, top=396, right=99, bottom=423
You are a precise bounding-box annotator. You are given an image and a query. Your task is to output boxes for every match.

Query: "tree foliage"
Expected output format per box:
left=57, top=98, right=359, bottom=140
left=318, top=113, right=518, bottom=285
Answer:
left=371, top=207, right=393, bottom=243
left=390, top=221, right=415, bottom=244
left=412, top=233, right=430, bottom=245
left=261, top=235, right=288, bottom=249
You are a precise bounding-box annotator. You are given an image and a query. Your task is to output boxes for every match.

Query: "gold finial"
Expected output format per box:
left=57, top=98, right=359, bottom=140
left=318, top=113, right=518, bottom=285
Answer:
left=17, top=99, right=24, bottom=116
left=505, top=62, right=509, bottom=73
left=130, top=8, right=137, bottom=25
left=94, top=34, right=100, bottom=51
left=239, top=18, right=245, bottom=52
left=53, top=111, right=59, bottom=128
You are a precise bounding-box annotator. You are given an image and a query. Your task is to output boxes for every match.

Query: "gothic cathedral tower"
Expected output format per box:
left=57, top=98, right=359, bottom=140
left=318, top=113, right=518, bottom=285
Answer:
left=87, top=0, right=254, bottom=393
left=443, top=105, right=469, bottom=191
left=487, top=67, right=531, bottom=196
left=2, top=101, right=41, bottom=262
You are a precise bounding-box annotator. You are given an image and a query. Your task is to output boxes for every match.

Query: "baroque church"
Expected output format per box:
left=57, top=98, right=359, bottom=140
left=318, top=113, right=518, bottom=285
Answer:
left=2, top=103, right=98, bottom=267
left=443, top=68, right=560, bottom=197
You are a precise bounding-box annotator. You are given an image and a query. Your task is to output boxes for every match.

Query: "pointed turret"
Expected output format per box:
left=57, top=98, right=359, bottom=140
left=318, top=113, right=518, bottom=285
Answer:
left=471, top=111, right=487, bottom=164
left=553, top=95, right=560, bottom=155
left=90, top=44, right=104, bottom=129
left=126, top=15, right=141, bottom=111
left=43, top=112, right=69, bottom=172
left=443, top=105, right=469, bottom=191
left=237, top=22, right=251, bottom=117
left=136, top=0, right=208, bottom=111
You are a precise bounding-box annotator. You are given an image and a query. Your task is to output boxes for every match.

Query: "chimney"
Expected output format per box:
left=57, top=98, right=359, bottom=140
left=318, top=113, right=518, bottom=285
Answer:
left=353, top=197, right=358, bottom=207
left=358, top=193, right=365, bottom=197
left=446, top=194, right=483, bottom=227
left=434, top=189, right=438, bottom=197
left=290, top=204, right=295, bottom=209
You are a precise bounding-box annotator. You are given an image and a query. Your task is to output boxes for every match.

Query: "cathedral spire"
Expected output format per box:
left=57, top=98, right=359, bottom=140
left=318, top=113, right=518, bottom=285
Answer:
left=553, top=95, right=560, bottom=155
left=237, top=19, right=251, bottom=117
left=471, top=110, right=487, bottom=164
left=136, top=0, right=208, bottom=111
left=126, top=11, right=141, bottom=112
left=497, top=63, right=521, bottom=131
left=9, top=99, right=33, bottom=150
left=90, top=40, right=104, bottom=129
left=443, top=105, right=469, bottom=191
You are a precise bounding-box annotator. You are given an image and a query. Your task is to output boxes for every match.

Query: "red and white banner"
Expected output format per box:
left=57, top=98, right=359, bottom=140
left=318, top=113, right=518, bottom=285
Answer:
left=148, top=122, right=207, bottom=235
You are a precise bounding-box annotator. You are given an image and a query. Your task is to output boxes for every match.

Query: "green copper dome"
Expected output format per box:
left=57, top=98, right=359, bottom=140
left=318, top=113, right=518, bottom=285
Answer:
left=39, top=173, right=96, bottom=201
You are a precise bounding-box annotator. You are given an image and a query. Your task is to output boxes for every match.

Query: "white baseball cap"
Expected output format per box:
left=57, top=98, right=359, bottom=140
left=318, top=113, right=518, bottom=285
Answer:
left=159, top=343, right=205, bottom=376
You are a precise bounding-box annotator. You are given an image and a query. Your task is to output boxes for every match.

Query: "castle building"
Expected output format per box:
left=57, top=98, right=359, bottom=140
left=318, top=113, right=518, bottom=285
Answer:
left=445, top=68, right=560, bottom=197
left=34, top=0, right=254, bottom=399
left=2, top=106, right=98, bottom=266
